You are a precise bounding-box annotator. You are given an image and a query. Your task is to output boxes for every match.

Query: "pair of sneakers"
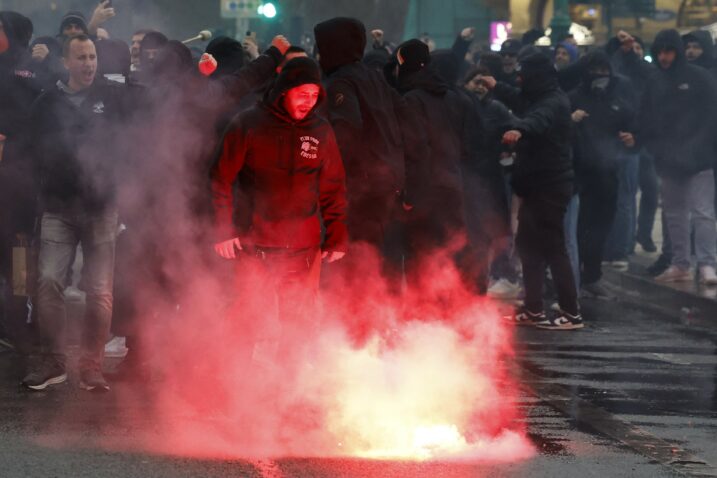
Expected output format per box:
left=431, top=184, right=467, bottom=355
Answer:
left=504, top=306, right=584, bottom=330
left=655, top=265, right=717, bottom=286
left=22, top=360, right=110, bottom=392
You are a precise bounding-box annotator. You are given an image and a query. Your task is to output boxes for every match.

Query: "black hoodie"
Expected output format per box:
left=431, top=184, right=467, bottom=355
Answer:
left=492, top=52, right=574, bottom=196
left=683, top=30, right=717, bottom=77
left=639, top=29, right=717, bottom=177
left=314, top=17, right=416, bottom=207
left=569, top=51, right=636, bottom=179
left=211, top=58, right=347, bottom=252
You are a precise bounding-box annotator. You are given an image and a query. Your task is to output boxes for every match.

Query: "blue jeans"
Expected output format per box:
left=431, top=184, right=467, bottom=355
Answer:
left=36, top=210, right=118, bottom=369
left=604, top=153, right=639, bottom=260
left=564, top=194, right=580, bottom=290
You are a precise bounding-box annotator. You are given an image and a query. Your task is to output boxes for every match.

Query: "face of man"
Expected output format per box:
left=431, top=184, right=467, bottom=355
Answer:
left=658, top=49, right=676, bottom=70
left=131, top=33, right=146, bottom=66
left=141, top=48, right=160, bottom=69
left=466, top=74, right=488, bottom=98
left=62, top=22, right=84, bottom=39
left=284, top=83, right=320, bottom=121
left=277, top=51, right=308, bottom=73
left=64, top=38, right=97, bottom=91
left=685, top=41, right=704, bottom=62
left=554, top=47, right=571, bottom=69
left=502, top=53, right=517, bottom=74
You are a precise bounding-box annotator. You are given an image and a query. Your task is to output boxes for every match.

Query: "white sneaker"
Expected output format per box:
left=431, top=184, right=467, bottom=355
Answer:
left=654, top=266, right=694, bottom=283
left=610, top=260, right=629, bottom=272
left=104, top=336, right=128, bottom=358
left=699, top=266, right=717, bottom=286
left=487, top=278, right=522, bottom=299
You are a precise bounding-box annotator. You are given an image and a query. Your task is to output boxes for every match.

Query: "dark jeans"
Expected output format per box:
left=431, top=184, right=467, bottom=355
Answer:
left=604, top=153, right=639, bottom=260
left=578, top=170, right=619, bottom=285
left=36, top=210, right=118, bottom=369
left=516, top=184, right=579, bottom=316
left=637, top=151, right=659, bottom=242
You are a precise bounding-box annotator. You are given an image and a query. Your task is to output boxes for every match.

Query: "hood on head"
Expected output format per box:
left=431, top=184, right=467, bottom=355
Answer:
left=152, top=40, right=194, bottom=81
left=0, top=11, right=33, bottom=52
left=517, top=51, right=558, bottom=96
left=580, top=49, right=613, bottom=90
left=555, top=41, right=578, bottom=64
left=683, top=30, right=714, bottom=68
left=96, top=39, right=131, bottom=77
left=396, top=39, right=430, bottom=75
left=651, top=29, right=686, bottom=70
left=59, top=11, right=88, bottom=36
left=431, top=49, right=460, bottom=85
left=314, top=17, right=366, bottom=74
left=206, top=36, right=244, bottom=77
left=266, top=56, right=325, bottom=113
left=500, top=39, right=522, bottom=56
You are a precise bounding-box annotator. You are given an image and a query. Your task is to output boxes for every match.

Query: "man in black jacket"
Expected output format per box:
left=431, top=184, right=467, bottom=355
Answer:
left=569, top=51, right=637, bottom=298
left=640, top=30, right=717, bottom=285
left=314, top=18, right=421, bottom=286
left=22, top=35, right=126, bottom=391
left=0, top=11, right=41, bottom=349
left=484, top=51, right=583, bottom=330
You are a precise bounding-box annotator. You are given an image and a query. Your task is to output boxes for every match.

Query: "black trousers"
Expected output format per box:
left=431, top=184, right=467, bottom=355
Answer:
left=516, top=184, right=579, bottom=315
left=578, top=170, right=618, bottom=285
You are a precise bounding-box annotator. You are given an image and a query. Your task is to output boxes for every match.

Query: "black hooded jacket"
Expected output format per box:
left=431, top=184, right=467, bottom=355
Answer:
left=314, top=18, right=414, bottom=202
left=211, top=58, right=348, bottom=252
left=492, top=52, right=574, bottom=196
left=683, top=30, right=717, bottom=77
left=399, top=65, right=473, bottom=214
left=569, top=51, right=636, bottom=180
left=639, top=29, right=717, bottom=177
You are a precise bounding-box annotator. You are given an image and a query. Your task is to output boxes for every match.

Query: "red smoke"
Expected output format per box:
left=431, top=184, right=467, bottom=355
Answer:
left=98, top=240, right=533, bottom=462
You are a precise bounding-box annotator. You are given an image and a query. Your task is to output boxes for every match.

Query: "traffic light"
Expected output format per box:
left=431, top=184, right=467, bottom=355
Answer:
left=258, top=2, right=278, bottom=19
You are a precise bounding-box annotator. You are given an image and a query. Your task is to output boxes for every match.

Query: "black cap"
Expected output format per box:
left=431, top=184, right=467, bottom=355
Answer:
left=397, top=38, right=430, bottom=74
left=500, top=39, right=522, bottom=56
left=268, top=56, right=324, bottom=105
left=59, top=11, right=88, bottom=35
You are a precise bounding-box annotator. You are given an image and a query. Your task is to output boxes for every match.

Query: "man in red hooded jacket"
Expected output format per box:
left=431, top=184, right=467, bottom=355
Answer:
left=211, top=57, right=347, bottom=294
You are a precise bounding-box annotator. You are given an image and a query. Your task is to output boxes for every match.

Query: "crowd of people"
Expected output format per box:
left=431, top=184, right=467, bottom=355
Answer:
left=2, top=1, right=717, bottom=392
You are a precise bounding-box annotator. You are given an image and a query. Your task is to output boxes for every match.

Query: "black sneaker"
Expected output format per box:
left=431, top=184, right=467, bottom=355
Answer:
left=22, top=360, right=67, bottom=391
left=79, top=367, right=110, bottom=392
left=535, top=311, right=584, bottom=330
left=503, top=306, right=546, bottom=326
left=647, top=255, right=671, bottom=277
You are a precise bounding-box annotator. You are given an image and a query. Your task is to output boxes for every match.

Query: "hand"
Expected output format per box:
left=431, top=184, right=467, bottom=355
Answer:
left=270, top=35, right=291, bottom=56
left=402, top=202, right=414, bottom=211
left=571, top=109, right=589, bottom=123
left=88, top=0, right=115, bottom=32
left=480, top=75, right=497, bottom=90
left=199, top=53, right=218, bottom=76
left=371, top=29, right=384, bottom=42
left=243, top=38, right=260, bottom=59
left=619, top=131, right=635, bottom=148
left=461, top=27, right=476, bottom=41
left=214, top=237, right=242, bottom=259
left=32, top=44, right=49, bottom=62
left=321, top=251, right=346, bottom=263
left=616, top=30, right=634, bottom=52
left=502, top=130, right=522, bottom=145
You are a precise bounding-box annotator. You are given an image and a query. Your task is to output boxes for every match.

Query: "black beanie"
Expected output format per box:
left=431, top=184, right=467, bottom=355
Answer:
left=268, top=57, right=324, bottom=105
left=397, top=39, right=430, bottom=74
left=59, top=11, right=88, bottom=35
left=206, top=36, right=244, bottom=77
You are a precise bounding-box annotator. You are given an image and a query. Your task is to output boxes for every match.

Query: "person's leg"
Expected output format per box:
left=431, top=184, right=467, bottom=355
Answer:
left=580, top=171, right=619, bottom=285
left=563, top=194, right=580, bottom=291
left=624, top=153, right=640, bottom=254
left=688, top=170, right=717, bottom=269
left=637, top=151, right=659, bottom=248
left=660, top=176, right=691, bottom=271
left=605, top=153, right=639, bottom=261
left=516, top=197, right=546, bottom=314
left=77, top=211, right=118, bottom=373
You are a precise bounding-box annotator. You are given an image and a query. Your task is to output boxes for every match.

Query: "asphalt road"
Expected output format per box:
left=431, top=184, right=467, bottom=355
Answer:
left=0, top=291, right=715, bottom=477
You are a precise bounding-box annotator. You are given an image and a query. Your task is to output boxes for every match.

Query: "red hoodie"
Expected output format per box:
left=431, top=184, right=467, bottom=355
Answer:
left=211, top=97, right=348, bottom=252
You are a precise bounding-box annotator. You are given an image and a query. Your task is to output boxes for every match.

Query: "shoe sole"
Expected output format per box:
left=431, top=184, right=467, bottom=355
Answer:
left=80, top=381, right=111, bottom=392
left=655, top=276, right=693, bottom=283
left=24, top=373, right=68, bottom=391
left=536, top=323, right=584, bottom=330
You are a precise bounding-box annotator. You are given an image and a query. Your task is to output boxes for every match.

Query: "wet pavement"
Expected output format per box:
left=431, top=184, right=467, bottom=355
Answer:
left=0, top=291, right=715, bottom=477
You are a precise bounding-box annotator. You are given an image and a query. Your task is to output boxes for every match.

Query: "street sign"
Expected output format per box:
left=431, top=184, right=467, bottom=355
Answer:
left=221, top=0, right=262, bottom=19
